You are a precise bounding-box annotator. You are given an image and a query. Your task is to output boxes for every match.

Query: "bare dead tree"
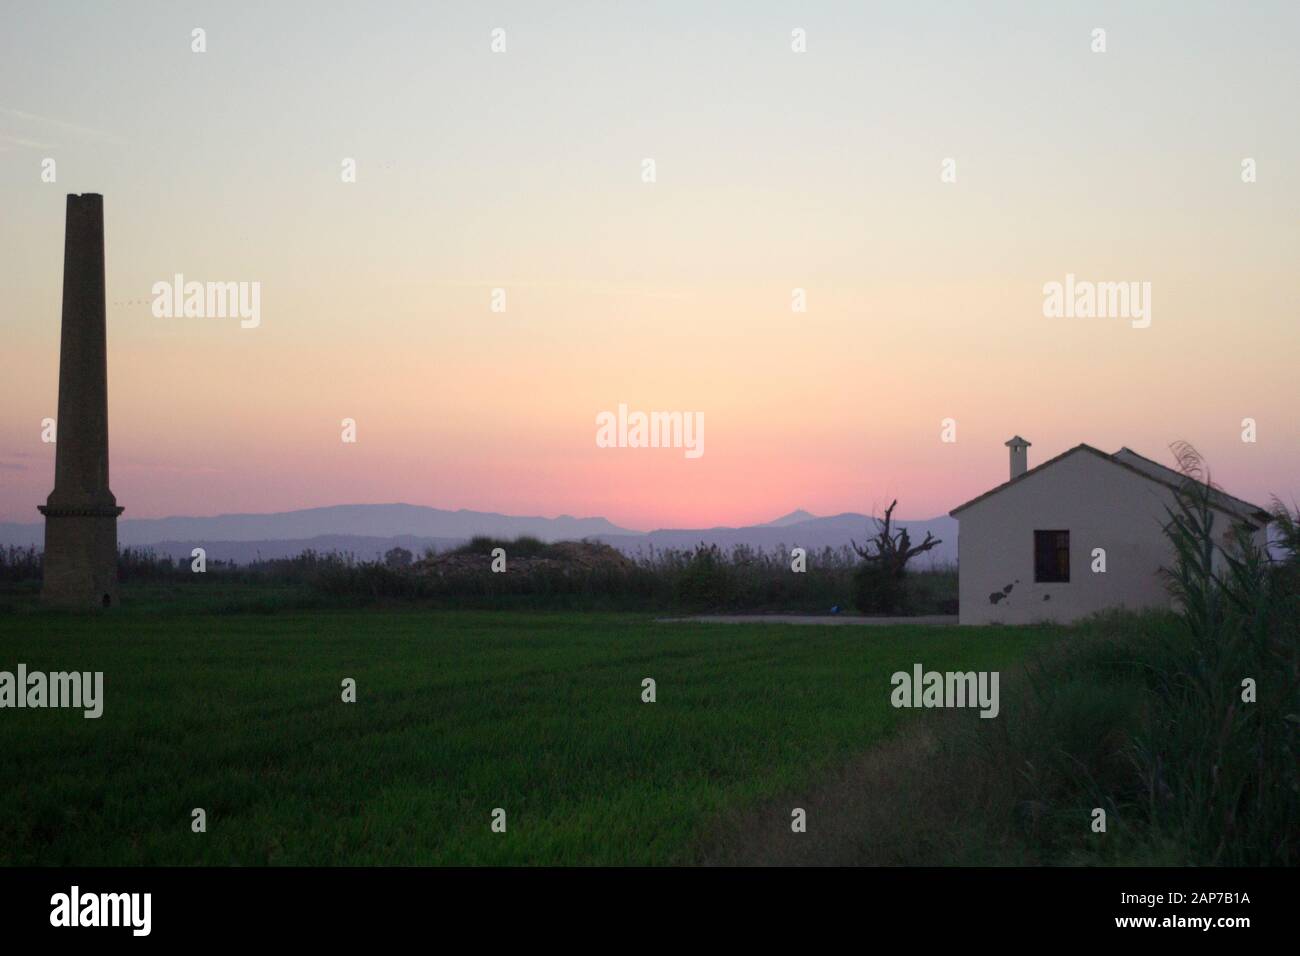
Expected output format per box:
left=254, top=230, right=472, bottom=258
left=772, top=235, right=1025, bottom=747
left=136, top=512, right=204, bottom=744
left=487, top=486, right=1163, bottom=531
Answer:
left=851, top=500, right=942, bottom=583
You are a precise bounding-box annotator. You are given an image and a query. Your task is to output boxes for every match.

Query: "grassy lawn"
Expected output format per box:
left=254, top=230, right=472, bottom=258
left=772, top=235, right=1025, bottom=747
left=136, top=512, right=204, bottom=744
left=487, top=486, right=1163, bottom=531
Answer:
left=0, top=605, right=1053, bottom=865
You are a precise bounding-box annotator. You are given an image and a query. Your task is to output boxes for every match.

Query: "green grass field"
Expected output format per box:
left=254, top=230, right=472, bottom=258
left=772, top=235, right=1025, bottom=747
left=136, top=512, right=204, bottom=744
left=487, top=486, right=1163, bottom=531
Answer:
left=0, top=606, right=1052, bottom=865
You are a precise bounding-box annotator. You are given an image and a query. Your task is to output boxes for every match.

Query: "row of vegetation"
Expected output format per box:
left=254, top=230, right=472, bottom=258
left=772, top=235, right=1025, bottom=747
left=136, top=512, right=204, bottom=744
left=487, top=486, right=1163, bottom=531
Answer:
left=0, top=518, right=955, bottom=615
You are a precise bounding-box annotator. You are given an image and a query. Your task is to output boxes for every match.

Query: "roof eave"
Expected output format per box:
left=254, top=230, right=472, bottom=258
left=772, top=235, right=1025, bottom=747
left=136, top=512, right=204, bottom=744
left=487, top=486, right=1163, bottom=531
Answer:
left=949, top=446, right=1273, bottom=528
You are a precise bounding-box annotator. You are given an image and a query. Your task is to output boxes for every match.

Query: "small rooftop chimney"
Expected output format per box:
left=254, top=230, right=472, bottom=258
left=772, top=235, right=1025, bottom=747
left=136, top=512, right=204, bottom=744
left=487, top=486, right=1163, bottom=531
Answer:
left=1005, top=436, right=1031, bottom=480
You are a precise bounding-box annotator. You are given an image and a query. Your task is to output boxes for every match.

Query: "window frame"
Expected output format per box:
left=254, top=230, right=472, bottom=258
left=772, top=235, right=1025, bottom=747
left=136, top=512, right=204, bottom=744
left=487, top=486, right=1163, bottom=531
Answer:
left=1033, top=529, right=1070, bottom=583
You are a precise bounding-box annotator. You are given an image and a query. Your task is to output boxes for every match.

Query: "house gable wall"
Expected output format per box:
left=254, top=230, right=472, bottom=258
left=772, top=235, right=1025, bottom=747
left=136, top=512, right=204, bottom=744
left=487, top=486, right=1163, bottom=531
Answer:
left=957, top=450, right=1183, bottom=625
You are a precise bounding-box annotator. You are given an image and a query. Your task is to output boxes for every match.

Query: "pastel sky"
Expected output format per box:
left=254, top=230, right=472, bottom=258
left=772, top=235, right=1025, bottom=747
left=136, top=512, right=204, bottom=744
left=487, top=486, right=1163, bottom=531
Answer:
left=2, top=1, right=1297, bottom=530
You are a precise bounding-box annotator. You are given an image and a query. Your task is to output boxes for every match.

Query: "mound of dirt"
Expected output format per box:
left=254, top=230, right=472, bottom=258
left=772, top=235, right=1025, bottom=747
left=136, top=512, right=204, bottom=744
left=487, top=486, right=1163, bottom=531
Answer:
left=413, top=540, right=637, bottom=577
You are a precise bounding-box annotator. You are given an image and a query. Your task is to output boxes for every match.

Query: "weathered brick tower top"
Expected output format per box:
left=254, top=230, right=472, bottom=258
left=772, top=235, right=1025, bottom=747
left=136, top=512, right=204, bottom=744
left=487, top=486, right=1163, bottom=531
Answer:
left=38, top=193, right=124, bottom=608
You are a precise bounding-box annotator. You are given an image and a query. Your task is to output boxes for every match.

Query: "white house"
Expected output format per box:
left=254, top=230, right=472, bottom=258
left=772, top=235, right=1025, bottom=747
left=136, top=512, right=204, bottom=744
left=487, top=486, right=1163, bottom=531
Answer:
left=950, top=437, right=1271, bottom=625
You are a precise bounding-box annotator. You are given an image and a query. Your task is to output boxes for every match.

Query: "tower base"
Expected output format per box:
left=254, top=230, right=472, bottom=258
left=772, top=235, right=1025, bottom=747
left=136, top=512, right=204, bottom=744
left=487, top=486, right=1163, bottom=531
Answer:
left=38, top=506, right=124, bottom=608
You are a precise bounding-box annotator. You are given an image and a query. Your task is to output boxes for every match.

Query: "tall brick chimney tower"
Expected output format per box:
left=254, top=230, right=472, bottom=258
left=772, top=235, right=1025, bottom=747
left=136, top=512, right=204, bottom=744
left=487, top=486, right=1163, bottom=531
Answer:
left=38, top=194, right=123, bottom=608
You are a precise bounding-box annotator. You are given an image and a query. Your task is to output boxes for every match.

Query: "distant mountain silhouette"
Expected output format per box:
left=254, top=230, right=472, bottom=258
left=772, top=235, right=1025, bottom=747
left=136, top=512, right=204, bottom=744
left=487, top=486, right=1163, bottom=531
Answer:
left=0, top=504, right=958, bottom=566
left=760, top=509, right=817, bottom=527
left=0, top=504, right=630, bottom=548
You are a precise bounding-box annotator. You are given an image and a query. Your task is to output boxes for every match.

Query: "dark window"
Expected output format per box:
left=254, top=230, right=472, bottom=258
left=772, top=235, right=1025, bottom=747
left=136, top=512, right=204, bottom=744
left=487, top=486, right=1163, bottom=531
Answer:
left=1034, top=530, right=1070, bottom=583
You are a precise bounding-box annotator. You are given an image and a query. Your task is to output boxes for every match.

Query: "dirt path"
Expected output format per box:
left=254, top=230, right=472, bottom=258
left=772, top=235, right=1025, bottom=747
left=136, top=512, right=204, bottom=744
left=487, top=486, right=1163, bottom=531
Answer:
left=658, top=614, right=958, bottom=626
left=698, top=711, right=1011, bottom=866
